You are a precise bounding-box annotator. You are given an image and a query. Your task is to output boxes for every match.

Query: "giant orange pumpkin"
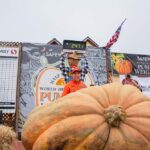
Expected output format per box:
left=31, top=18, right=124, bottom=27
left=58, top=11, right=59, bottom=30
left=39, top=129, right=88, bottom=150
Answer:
left=22, top=83, right=150, bottom=150
left=115, top=59, right=133, bottom=74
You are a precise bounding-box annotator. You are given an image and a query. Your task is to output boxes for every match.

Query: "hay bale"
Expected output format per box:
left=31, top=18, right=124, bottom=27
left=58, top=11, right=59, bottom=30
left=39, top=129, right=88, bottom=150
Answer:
left=0, top=125, right=16, bottom=150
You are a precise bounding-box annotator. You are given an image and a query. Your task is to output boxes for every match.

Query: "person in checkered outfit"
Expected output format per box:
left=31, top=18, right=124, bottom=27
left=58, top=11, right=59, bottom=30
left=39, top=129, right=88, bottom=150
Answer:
left=59, top=51, right=89, bottom=83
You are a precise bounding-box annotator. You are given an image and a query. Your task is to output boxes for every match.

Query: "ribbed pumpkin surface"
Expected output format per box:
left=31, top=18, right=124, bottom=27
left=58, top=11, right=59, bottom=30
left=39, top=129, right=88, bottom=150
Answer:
left=22, top=83, right=150, bottom=150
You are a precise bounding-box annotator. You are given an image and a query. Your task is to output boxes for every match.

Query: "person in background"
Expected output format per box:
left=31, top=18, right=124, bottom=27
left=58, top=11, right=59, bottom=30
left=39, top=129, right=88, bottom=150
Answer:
left=62, top=67, right=87, bottom=97
left=60, top=51, right=89, bottom=83
left=122, top=74, right=133, bottom=85
left=122, top=74, right=142, bottom=91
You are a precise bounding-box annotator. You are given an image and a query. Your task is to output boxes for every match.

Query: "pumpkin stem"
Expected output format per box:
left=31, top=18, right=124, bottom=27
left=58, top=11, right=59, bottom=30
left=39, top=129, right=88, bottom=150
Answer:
left=104, top=105, right=126, bottom=127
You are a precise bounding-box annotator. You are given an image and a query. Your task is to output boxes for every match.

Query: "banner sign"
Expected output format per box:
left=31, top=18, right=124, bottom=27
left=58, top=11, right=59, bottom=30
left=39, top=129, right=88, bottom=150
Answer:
left=0, top=46, right=20, bottom=113
left=0, top=47, right=19, bottom=57
left=18, top=43, right=108, bottom=131
left=35, top=67, right=64, bottom=106
left=111, top=53, right=150, bottom=76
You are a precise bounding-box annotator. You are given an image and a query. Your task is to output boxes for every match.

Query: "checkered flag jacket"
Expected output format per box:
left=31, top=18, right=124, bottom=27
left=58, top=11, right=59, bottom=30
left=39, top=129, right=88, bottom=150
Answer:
left=59, top=53, right=89, bottom=83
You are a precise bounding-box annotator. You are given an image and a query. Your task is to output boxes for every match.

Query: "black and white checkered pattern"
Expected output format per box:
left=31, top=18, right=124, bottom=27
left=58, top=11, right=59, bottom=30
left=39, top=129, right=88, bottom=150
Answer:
left=59, top=53, right=89, bottom=83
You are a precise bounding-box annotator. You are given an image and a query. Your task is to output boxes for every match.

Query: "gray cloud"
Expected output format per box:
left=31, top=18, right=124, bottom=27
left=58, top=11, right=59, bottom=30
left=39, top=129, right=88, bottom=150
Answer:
left=0, top=0, right=150, bottom=54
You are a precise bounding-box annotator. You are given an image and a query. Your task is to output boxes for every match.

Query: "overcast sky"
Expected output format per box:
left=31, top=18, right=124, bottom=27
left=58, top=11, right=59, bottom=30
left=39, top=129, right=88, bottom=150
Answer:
left=0, top=0, right=150, bottom=55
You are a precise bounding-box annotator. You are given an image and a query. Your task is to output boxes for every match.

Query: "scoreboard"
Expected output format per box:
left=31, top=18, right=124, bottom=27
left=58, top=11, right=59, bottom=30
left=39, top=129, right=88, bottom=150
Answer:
left=63, top=40, right=86, bottom=53
left=0, top=46, right=20, bottom=113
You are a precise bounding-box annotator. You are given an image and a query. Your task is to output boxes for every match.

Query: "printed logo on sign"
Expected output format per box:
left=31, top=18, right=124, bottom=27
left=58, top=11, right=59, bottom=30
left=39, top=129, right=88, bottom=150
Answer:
left=11, top=49, right=17, bottom=55
left=35, top=67, right=65, bottom=106
left=0, top=47, right=19, bottom=57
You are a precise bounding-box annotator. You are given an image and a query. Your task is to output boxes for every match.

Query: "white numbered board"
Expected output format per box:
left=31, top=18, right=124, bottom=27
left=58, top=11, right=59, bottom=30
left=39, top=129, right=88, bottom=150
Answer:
left=0, top=47, right=19, bottom=113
